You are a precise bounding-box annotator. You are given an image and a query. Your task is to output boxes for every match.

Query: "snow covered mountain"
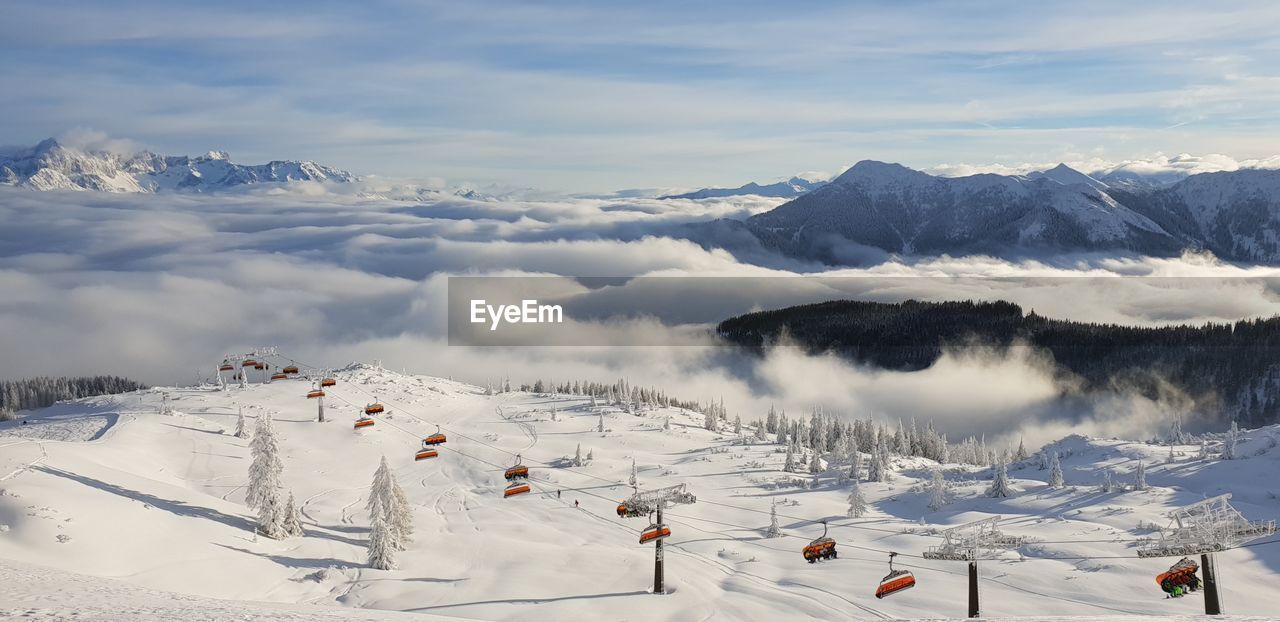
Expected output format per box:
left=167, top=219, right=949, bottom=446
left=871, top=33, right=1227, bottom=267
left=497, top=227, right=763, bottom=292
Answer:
left=738, top=160, right=1280, bottom=264
left=661, top=175, right=827, bottom=200
left=1110, top=170, right=1280, bottom=264
left=0, top=138, right=356, bottom=193
left=744, top=161, right=1179, bottom=261
left=2, top=362, right=1278, bottom=620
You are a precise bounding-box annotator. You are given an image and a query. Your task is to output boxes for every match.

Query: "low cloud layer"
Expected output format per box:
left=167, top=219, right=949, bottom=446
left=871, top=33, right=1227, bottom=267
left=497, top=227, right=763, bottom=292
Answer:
left=3, top=188, right=1278, bottom=446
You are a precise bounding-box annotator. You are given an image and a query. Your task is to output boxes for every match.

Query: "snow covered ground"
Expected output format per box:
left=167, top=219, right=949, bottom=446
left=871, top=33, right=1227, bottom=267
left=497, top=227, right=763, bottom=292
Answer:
left=2, top=361, right=1279, bottom=621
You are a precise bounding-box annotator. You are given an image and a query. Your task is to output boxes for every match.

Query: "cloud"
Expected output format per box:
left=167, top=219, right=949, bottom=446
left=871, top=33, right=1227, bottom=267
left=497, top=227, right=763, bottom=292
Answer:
left=5, top=188, right=1280, bottom=449
left=53, top=128, right=144, bottom=156
left=8, top=3, right=1280, bottom=190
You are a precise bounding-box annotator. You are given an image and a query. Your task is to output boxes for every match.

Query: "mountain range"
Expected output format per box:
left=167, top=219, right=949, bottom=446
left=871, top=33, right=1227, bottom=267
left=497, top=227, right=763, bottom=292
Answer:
left=10, top=135, right=1280, bottom=264
left=715, top=160, right=1280, bottom=264
left=660, top=175, right=827, bottom=200
left=658, top=159, right=1199, bottom=202
left=0, top=138, right=356, bottom=193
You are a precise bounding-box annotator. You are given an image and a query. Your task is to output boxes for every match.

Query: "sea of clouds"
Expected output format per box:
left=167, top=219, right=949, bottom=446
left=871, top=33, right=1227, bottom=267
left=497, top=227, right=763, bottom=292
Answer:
left=4, top=185, right=1280, bottom=448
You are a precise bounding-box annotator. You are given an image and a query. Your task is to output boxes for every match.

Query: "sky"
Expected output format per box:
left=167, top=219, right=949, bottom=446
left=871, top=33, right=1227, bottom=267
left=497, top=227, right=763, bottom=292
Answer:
left=6, top=0, right=1280, bottom=191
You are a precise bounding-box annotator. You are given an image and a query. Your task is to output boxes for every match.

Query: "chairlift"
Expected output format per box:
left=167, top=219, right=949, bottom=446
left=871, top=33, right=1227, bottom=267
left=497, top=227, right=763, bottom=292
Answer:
left=354, top=416, right=375, bottom=429
left=364, top=400, right=385, bottom=416
left=639, top=523, right=671, bottom=544
left=802, top=521, right=837, bottom=563
left=504, top=454, right=529, bottom=480
left=1157, top=557, right=1202, bottom=598
left=875, top=552, right=916, bottom=599
left=617, top=502, right=644, bottom=518
left=423, top=425, right=446, bottom=446
left=504, top=481, right=531, bottom=498
left=321, top=378, right=337, bottom=387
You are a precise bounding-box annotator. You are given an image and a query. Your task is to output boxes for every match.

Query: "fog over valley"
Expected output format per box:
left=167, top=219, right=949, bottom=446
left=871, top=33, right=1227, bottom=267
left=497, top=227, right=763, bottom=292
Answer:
left=6, top=182, right=1280, bottom=448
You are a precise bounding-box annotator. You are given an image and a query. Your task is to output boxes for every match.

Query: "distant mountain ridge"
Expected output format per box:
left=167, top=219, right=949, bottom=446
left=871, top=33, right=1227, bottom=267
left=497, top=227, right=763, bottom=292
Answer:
left=0, top=138, right=356, bottom=193
left=661, top=175, right=827, bottom=200
left=723, top=159, right=1280, bottom=264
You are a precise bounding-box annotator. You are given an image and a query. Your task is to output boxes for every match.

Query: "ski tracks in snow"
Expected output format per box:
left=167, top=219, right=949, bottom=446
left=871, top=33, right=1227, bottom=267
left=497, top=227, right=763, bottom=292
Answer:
left=340, top=494, right=365, bottom=525
left=300, top=486, right=368, bottom=524
left=496, top=406, right=538, bottom=452
left=0, top=441, right=47, bottom=483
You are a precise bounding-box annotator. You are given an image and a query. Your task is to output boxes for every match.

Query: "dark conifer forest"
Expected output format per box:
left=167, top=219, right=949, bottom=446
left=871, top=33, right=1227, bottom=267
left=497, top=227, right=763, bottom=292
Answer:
left=717, top=299, right=1280, bottom=427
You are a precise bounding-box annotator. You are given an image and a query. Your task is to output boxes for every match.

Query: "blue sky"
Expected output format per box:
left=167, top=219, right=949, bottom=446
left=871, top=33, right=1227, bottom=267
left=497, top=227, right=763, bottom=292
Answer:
left=5, top=0, right=1280, bottom=191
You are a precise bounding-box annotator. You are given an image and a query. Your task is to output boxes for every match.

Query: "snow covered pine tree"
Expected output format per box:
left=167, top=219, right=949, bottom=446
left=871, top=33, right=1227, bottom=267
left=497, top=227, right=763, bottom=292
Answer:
left=928, top=468, right=947, bottom=511
left=282, top=490, right=304, bottom=536
left=987, top=458, right=1012, bottom=498
left=367, top=512, right=396, bottom=570
left=246, top=411, right=286, bottom=538
left=766, top=502, right=782, bottom=538
left=368, top=456, right=413, bottom=552
left=234, top=407, right=249, bottom=439
left=1048, top=451, right=1065, bottom=488
left=847, top=477, right=867, bottom=518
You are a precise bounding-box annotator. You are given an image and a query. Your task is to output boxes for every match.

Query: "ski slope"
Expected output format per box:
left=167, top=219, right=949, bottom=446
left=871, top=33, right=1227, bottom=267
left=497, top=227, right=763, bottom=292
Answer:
left=2, top=362, right=1279, bottom=620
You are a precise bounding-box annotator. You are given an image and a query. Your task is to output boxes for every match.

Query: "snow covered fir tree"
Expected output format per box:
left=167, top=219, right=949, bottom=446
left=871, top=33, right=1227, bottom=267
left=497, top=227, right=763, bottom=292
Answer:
left=234, top=407, right=249, bottom=439
left=368, top=456, right=413, bottom=554
left=986, top=459, right=1012, bottom=498
left=927, top=468, right=947, bottom=511
left=245, top=411, right=289, bottom=539
left=765, top=502, right=782, bottom=538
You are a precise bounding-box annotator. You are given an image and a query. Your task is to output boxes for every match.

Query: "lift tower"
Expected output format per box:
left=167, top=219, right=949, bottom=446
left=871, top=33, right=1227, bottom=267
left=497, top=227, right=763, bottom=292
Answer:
left=1138, top=494, right=1275, bottom=615
left=922, top=516, right=1025, bottom=618
left=618, top=484, right=696, bottom=594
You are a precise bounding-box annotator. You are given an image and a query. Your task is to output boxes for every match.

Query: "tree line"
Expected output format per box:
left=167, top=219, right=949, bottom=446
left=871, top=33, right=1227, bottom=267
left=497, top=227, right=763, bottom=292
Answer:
left=0, top=376, right=147, bottom=420
left=717, top=299, right=1280, bottom=428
